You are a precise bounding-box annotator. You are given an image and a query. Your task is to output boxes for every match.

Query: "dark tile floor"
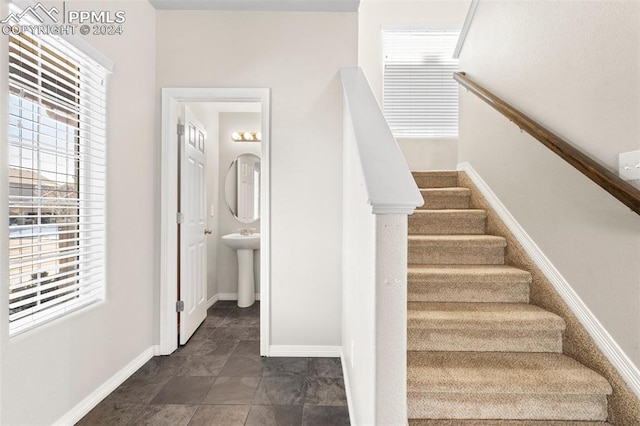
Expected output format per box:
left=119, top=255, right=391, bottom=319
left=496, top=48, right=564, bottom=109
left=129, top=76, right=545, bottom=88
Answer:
left=78, top=301, right=350, bottom=426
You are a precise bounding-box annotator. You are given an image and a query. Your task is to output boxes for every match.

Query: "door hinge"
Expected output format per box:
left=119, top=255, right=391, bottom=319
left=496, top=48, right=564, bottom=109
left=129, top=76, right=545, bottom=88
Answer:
left=176, top=212, right=184, bottom=224
left=176, top=300, right=185, bottom=312
left=177, top=124, right=185, bottom=137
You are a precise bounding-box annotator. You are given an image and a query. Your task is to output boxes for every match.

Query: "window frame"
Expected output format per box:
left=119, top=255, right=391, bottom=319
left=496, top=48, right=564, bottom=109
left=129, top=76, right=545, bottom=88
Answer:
left=382, top=26, right=461, bottom=139
left=6, top=13, right=109, bottom=336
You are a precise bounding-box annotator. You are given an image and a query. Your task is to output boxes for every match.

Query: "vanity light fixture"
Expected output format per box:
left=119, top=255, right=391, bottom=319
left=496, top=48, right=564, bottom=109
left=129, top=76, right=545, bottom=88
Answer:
left=232, top=131, right=261, bottom=142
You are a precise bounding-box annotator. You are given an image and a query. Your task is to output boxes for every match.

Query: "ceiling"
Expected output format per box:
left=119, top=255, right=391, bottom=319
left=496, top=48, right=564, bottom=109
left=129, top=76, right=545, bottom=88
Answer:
left=148, top=0, right=360, bottom=12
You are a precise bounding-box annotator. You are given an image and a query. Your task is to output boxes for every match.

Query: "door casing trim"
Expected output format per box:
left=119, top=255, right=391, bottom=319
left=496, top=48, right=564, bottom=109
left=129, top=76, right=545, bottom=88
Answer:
left=160, top=88, right=271, bottom=356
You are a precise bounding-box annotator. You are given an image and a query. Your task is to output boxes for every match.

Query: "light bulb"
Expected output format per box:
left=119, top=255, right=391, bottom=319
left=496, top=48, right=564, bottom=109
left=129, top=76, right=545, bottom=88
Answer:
left=256, top=132, right=262, bottom=141
left=243, top=132, right=252, bottom=140
left=232, top=132, right=240, bottom=140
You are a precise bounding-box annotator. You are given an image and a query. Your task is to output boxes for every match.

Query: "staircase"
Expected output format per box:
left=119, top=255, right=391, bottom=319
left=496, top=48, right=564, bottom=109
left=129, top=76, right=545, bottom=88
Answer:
left=407, top=171, right=613, bottom=424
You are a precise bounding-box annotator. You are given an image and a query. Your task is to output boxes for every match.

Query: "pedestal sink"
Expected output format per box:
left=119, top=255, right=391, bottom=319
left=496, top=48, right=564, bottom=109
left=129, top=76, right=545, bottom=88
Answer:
left=222, top=233, right=260, bottom=308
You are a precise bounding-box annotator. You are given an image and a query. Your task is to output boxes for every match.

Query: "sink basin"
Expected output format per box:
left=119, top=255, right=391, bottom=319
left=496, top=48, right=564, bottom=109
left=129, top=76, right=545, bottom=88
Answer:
left=222, top=233, right=260, bottom=250
left=222, top=233, right=260, bottom=307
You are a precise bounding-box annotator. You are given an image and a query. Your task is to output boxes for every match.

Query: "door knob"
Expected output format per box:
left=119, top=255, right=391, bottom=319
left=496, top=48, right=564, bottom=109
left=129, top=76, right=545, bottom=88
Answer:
left=204, top=229, right=213, bottom=235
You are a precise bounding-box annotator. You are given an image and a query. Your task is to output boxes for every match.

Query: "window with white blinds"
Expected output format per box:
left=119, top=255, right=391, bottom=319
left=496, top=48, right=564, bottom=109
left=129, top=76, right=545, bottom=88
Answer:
left=383, top=28, right=461, bottom=139
left=8, top=24, right=108, bottom=335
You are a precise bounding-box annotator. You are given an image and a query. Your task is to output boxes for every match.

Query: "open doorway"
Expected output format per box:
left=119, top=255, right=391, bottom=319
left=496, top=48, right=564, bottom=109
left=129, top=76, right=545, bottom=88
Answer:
left=159, top=88, right=271, bottom=356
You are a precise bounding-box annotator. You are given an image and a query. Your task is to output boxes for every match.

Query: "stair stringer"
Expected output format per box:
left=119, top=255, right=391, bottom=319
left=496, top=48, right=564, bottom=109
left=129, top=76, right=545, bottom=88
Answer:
left=457, top=162, right=640, bottom=424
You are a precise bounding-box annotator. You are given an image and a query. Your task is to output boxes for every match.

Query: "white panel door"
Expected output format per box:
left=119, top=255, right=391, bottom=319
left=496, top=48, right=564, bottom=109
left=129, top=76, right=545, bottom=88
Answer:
left=179, top=106, right=208, bottom=345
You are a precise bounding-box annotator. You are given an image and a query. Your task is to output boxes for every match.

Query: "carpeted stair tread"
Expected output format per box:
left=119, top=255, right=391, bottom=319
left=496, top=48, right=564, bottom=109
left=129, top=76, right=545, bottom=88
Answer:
left=408, top=281, right=530, bottom=303
left=413, top=171, right=458, bottom=188
left=409, top=210, right=486, bottom=235
left=407, top=265, right=531, bottom=284
left=408, top=265, right=531, bottom=303
left=407, top=302, right=565, bottom=331
left=409, top=235, right=507, bottom=246
left=409, top=420, right=611, bottom=425
left=407, top=352, right=612, bottom=395
left=408, top=264, right=532, bottom=284
left=419, top=187, right=471, bottom=209
left=407, top=392, right=608, bottom=421
left=408, top=235, right=506, bottom=265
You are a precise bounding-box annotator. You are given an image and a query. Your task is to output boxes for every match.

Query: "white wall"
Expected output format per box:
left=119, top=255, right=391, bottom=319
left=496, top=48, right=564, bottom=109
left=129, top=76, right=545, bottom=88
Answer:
left=342, top=109, right=377, bottom=425
left=156, top=11, right=358, bottom=347
left=216, top=112, right=262, bottom=297
left=1, top=1, right=158, bottom=424
left=358, top=0, right=470, bottom=170
left=459, top=0, right=640, bottom=366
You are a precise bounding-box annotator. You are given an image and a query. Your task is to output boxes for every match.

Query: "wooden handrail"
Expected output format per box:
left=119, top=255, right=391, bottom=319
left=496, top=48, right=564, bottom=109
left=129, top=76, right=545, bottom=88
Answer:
left=454, top=72, right=640, bottom=215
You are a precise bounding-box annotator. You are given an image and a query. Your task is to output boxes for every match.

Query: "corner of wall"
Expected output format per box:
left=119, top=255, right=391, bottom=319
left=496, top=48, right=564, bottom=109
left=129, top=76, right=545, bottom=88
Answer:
left=340, top=349, right=356, bottom=426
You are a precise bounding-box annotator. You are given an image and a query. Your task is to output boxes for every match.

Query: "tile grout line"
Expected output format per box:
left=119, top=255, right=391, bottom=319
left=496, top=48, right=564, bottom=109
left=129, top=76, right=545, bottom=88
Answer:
left=78, top=302, right=349, bottom=425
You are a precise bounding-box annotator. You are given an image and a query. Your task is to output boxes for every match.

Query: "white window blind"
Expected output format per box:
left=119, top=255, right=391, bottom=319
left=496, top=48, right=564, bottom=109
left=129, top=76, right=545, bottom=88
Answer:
left=8, top=21, right=108, bottom=335
left=383, top=28, right=460, bottom=138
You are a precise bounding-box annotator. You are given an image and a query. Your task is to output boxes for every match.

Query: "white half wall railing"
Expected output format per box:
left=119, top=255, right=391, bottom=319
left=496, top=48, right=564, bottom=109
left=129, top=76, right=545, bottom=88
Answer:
left=340, top=67, right=423, bottom=425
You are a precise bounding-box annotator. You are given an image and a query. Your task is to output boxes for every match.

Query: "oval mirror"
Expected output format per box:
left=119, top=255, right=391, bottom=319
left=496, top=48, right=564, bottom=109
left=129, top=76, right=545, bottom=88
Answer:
left=224, top=153, right=261, bottom=223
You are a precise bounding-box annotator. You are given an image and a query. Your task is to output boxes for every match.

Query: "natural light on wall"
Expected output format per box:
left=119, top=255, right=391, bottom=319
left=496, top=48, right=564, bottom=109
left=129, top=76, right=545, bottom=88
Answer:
left=382, top=27, right=461, bottom=139
left=7, top=5, right=109, bottom=335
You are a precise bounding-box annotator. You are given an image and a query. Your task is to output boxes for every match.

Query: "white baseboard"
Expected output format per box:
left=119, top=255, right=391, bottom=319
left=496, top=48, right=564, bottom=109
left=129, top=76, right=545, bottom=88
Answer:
left=216, top=292, right=261, bottom=302
left=268, top=345, right=342, bottom=357
left=208, top=293, right=261, bottom=308
left=153, top=344, right=163, bottom=356
left=54, top=345, right=159, bottom=426
left=340, top=350, right=356, bottom=426
left=458, top=161, right=640, bottom=399
left=207, top=294, right=219, bottom=308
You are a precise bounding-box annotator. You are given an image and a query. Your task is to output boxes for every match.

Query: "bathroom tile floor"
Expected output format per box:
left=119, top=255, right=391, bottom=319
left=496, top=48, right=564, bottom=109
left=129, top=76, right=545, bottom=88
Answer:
left=78, top=302, right=350, bottom=426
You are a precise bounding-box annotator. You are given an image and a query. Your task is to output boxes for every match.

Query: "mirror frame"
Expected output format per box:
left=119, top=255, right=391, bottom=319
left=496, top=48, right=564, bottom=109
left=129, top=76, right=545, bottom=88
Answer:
left=224, top=153, right=261, bottom=224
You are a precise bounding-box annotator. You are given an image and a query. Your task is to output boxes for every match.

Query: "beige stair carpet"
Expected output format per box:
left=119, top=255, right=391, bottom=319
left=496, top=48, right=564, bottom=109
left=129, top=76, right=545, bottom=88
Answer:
left=407, top=171, right=612, bottom=423
left=409, top=420, right=611, bottom=426
left=408, top=265, right=531, bottom=303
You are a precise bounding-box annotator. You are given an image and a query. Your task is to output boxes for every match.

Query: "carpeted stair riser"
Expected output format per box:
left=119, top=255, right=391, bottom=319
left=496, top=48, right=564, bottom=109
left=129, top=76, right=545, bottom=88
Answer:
left=409, top=420, right=611, bottom=426
left=412, top=171, right=458, bottom=188
left=408, top=265, right=531, bottom=303
left=407, top=302, right=564, bottom=352
left=409, top=210, right=486, bottom=235
left=419, top=187, right=471, bottom=209
left=408, top=236, right=506, bottom=265
left=407, top=393, right=608, bottom=422
left=408, top=280, right=530, bottom=303
left=407, top=351, right=613, bottom=395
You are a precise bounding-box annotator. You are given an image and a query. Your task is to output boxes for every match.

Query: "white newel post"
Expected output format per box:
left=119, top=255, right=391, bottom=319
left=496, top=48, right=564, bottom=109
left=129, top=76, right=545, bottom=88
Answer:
left=375, top=214, right=409, bottom=425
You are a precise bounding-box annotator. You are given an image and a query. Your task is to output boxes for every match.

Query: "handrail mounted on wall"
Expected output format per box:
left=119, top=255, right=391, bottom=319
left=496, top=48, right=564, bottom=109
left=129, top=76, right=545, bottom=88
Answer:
left=454, top=71, right=640, bottom=215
